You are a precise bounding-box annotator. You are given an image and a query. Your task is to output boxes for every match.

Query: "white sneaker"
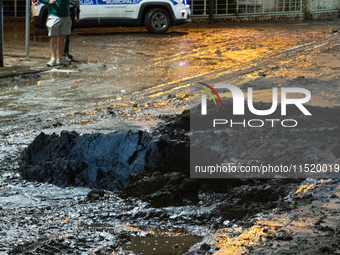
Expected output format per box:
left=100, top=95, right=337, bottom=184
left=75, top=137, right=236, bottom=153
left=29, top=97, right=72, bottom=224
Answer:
left=46, top=58, right=56, bottom=67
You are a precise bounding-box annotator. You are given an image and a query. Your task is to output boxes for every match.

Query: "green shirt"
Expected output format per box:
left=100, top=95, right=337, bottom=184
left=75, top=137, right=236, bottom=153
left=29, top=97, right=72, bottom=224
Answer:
left=40, top=0, right=70, bottom=18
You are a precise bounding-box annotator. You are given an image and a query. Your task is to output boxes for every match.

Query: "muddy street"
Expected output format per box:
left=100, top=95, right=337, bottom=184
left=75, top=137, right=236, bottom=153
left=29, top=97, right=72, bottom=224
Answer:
left=1, top=19, right=340, bottom=254
left=2, top=20, right=339, bottom=127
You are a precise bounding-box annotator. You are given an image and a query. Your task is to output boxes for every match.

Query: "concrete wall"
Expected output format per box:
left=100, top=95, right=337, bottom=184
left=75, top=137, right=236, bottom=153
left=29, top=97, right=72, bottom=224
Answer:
left=309, top=0, right=340, bottom=12
left=305, top=0, right=340, bottom=19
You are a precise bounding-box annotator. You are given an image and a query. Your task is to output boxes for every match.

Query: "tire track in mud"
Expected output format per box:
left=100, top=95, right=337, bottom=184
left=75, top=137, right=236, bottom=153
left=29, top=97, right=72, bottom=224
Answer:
left=86, top=37, right=338, bottom=131
left=124, top=29, right=321, bottom=83
left=149, top=30, right=307, bottom=67
left=150, top=36, right=252, bottom=66
left=26, top=38, right=321, bottom=138
left=119, top=37, right=335, bottom=103
left=28, top=36, right=335, bottom=127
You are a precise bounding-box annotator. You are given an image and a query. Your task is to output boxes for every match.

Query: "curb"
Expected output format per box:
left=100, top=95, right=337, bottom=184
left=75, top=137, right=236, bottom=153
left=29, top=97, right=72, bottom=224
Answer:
left=0, top=67, right=60, bottom=79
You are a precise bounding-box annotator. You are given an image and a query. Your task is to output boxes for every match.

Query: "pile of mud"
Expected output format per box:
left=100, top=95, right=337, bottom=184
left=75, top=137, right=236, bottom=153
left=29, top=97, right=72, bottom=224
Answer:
left=19, top=130, right=189, bottom=191
left=19, top=99, right=340, bottom=206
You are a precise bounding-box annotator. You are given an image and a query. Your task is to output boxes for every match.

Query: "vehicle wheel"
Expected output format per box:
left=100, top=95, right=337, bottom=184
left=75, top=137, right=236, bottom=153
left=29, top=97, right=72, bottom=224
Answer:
left=144, top=8, right=170, bottom=34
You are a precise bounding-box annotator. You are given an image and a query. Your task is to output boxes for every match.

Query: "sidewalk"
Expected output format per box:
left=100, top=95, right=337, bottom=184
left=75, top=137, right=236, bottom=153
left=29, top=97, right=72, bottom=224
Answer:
left=1, top=20, right=53, bottom=78
left=0, top=55, right=49, bottom=78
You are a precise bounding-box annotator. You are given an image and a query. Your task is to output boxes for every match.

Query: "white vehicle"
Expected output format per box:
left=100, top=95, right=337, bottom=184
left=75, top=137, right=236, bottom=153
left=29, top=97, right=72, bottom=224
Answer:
left=31, top=0, right=190, bottom=34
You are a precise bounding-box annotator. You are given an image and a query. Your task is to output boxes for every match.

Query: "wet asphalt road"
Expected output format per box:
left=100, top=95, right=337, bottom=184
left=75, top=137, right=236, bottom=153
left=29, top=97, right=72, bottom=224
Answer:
left=1, top=19, right=340, bottom=253
left=1, top=20, right=339, bottom=130
left=1, top=20, right=340, bottom=150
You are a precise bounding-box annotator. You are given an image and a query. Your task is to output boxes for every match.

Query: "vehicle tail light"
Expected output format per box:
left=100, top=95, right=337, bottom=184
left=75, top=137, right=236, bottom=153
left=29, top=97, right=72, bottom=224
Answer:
left=33, top=0, right=37, bottom=3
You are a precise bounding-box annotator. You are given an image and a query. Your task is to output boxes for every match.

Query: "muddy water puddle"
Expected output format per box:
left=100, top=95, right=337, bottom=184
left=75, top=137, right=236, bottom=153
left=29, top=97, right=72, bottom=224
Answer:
left=122, top=235, right=202, bottom=255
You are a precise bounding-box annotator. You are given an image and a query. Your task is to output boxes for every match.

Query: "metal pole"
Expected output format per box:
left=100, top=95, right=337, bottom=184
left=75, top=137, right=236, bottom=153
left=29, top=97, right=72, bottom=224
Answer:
left=191, top=0, right=193, bottom=16
left=283, top=0, right=285, bottom=12
left=204, top=0, right=206, bottom=15
left=0, top=0, right=3, bottom=67
left=14, top=0, right=17, bottom=18
left=209, top=0, right=214, bottom=23
left=25, top=0, right=30, bottom=58
left=262, top=0, right=264, bottom=13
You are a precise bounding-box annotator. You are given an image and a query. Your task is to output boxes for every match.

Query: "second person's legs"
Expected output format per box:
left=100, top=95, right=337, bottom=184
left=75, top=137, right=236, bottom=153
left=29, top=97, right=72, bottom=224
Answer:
left=58, top=35, right=65, bottom=61
left=64, top=35, right=70, bottom=55
left=60, top=16, right=72, bottom=64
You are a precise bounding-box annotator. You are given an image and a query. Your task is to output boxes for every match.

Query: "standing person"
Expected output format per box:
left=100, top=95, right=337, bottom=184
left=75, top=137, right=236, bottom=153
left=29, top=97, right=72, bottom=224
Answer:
left=40, top=0, right=71, bottom=67
left=63, top=0, right=79, bottom=62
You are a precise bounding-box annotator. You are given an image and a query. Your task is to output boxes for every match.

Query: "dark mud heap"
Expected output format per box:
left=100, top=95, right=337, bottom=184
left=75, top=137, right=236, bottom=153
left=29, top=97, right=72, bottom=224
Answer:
left=19, top=130, right=189, bottom=191
left=19, top=99, right=340, bottom=207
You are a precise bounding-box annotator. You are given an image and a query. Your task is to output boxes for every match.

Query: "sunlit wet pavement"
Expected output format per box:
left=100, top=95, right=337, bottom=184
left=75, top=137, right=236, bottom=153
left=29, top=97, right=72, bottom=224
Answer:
left=1, top=19, right=340, bottom=253
left=3, top=20, right=340, bottom=124
left=2, top=20, right=340, bottom=127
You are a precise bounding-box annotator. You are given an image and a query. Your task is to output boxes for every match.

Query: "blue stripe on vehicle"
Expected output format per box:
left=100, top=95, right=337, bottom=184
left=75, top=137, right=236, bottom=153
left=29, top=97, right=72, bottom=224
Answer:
left=97, top=0, right=138, bottom=4
left=169, top=0, right=178, bottom=5
left=79, top=0, right=96, bottom=5
left=78, top=0, right=178, bottom=5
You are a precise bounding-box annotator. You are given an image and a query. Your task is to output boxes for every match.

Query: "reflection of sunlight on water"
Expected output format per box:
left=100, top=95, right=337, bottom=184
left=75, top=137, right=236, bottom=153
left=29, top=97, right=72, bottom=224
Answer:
left=215, top=225, right=275, bottom=254
left=215, top=182, right=320, bottom=254
left=257, top=220, right=285, bottom=227
left=295, top=183, right=315, bottom=196
left=148, top=84, right=190, bottom=98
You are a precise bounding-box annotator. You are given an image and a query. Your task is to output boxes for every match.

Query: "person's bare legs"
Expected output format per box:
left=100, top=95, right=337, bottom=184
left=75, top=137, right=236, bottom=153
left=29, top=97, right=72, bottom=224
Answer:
left=50, top=36, right=58, bottom=59
left=58, top=35, right=65, bottom=61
